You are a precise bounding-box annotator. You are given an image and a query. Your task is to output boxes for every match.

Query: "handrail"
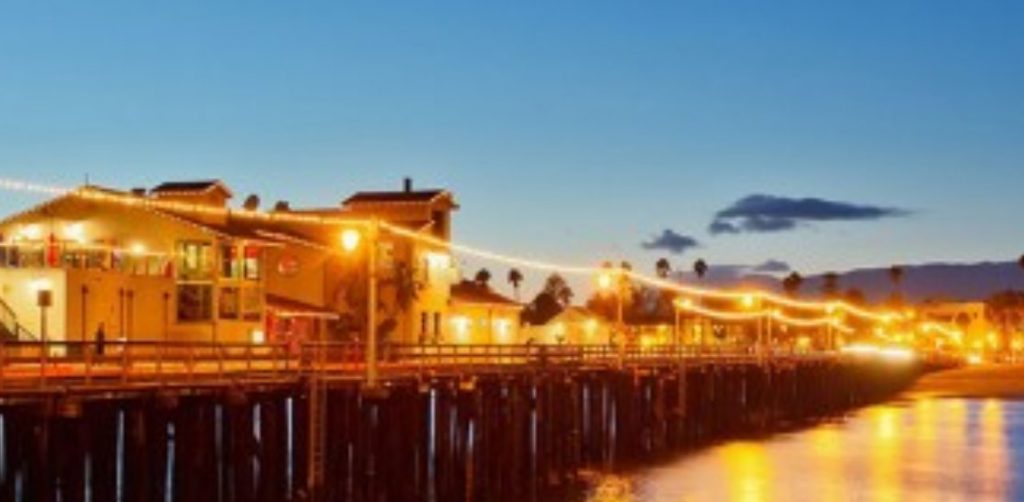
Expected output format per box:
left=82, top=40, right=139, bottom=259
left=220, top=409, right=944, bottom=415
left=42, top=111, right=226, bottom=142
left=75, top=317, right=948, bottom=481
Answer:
left=0, top=339, right=859, bottom=393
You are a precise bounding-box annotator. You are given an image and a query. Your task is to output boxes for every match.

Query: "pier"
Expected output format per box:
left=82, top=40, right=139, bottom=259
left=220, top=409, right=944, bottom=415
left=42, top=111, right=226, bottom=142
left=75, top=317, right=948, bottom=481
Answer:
left=0, top=342, right=933, bottom=501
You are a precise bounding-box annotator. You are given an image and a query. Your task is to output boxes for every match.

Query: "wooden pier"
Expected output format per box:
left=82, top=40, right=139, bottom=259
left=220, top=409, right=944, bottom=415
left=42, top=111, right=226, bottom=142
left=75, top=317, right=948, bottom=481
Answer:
left=0, top=342, right=934, bottom=501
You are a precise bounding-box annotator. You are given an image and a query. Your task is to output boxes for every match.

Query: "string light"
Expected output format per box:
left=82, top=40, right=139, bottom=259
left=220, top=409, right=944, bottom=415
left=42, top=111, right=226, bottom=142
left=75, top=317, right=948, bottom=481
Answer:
left=0, top=175, right=909, bottom=327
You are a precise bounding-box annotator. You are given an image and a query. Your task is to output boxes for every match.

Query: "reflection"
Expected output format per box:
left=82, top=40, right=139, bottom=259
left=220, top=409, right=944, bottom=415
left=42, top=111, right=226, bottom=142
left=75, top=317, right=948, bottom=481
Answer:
left=979, top=399, right=1008, bottom=499
left=717, top=442, right=773, bottom=502
left=809, top=425, right=845, bottom=502
left=868, top=406, right=902, bottom=502
left=584, top=398, right=1022, bottom=502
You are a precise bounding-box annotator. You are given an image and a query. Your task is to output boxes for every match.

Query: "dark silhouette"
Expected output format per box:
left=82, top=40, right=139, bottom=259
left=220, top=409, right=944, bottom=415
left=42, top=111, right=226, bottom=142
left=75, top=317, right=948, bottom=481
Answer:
left=822, top=272, right=840, bottom=298
left=507, top=268, right=524, bottom=300
left=522, top=273, right=575, bottom=325
left=888, top=265, right=905, bottom=306
left=693, top=259, right=708, bottom=281
left=655, top=258, right=671, bottom=279
left=95, top=322, right=106, bottom=356
left=782, top=272, right=804, bottom=297
left=474, top=268, right=492, bottom=288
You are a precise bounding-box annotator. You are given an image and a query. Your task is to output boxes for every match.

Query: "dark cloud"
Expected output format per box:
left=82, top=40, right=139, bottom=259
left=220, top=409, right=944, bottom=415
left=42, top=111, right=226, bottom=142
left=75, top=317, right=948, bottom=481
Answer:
left=710, top=194, right=910, bottom=235
left=751, top=259, right=791, bottom=273
left=707, top=219, right=740, bottom=235
left=641, top=229, right=700, bottom=255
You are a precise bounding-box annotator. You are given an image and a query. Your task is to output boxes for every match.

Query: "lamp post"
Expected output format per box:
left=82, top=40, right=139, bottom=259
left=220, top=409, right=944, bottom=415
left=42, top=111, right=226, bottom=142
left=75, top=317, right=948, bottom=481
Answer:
left=597, top=266, right=626, bottom=364
left=342, top=220, right=381, bottom=390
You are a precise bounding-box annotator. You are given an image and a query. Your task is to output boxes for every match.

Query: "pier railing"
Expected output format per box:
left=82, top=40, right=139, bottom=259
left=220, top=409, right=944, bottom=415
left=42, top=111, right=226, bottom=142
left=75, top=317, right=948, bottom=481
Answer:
left=0, top=339, right=834, bottom=392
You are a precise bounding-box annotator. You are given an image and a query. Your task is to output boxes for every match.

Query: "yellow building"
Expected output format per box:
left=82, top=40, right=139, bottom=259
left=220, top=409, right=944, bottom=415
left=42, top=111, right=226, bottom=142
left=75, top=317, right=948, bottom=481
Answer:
left=522, top=306, right=611, bottom=345
left=447, top=281, right=523, bottom=344
left=0, top=178, right=460, bottom=347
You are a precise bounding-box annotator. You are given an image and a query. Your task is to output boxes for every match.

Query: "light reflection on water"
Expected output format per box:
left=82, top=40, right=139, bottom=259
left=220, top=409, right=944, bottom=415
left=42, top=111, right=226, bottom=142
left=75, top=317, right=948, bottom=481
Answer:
left=584, top=398, right=1024, bottom=502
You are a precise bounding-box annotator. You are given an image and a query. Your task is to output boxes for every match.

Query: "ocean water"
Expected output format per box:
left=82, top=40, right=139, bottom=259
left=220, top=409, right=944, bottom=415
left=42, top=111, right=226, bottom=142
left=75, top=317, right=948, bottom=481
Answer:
left=584, top=397, right=1024, bottom=501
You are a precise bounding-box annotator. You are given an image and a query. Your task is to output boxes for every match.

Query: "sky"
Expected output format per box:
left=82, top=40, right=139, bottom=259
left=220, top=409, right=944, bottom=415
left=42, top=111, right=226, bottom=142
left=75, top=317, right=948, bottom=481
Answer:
left=0, top=1, right=1022, bottom=298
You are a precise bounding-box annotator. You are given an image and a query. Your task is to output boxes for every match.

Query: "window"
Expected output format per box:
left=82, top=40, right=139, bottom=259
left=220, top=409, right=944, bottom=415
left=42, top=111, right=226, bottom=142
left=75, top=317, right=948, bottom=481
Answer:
left=243, top=246, right=261, bottom=280
left=178, top=241, right=213, bottom=280
left=219, top=287, right=240, bottom=320
left=221, top=244, right=240, bottom=279
left=177, top=284, right=213, bottom=322
left=241, top=287, right=262, bottom=321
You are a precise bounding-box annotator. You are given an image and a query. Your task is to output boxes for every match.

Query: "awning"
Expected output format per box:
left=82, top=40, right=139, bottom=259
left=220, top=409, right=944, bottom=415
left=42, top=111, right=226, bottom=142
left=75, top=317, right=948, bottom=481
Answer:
left=266, top=294, right=340, bottom=320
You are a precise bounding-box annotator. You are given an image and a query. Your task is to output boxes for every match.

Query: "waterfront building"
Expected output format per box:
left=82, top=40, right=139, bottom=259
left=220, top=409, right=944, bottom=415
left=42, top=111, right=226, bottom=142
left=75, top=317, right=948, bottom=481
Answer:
left=0, top=178, right=459, bottom=347
left=447, top=280, right=523, bottom=344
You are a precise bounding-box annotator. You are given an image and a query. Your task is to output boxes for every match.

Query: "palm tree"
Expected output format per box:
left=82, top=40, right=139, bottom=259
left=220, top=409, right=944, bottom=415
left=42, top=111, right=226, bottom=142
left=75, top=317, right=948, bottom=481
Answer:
left=655, top=258, right=671, bottom=279
left=507, top=268, right=524, bottom=301
left=474, top=268, right=492, bottom=288
left=1019, top=254, right=1024, bottom=274
left=782, top=272, right=804, bottom=297
left=822, top=272, right=840, bottom=298
left=693, top=259, right=708, bottom=281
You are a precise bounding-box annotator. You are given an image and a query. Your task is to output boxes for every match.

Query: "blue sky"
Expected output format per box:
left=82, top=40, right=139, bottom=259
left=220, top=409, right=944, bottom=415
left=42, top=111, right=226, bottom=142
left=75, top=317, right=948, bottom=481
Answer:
left=1, top=1, right=1022, bottom=296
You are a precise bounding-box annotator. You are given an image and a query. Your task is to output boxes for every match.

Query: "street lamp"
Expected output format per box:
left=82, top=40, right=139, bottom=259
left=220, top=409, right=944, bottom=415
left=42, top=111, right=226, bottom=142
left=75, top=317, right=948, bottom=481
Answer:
left=597, top=265, right=626, bottom=364
left=341, top=221, right=380, bottom=389
left=340, top=228, right=361, bottom=252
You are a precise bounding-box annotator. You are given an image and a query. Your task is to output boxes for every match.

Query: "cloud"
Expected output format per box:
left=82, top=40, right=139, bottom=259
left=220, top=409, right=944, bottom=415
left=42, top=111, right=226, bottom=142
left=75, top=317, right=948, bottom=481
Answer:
left=641, top=229, right=700, bottom=255
left=709, top=194, right=910, bottom=235
left=751, top=259, right=791, bottom=273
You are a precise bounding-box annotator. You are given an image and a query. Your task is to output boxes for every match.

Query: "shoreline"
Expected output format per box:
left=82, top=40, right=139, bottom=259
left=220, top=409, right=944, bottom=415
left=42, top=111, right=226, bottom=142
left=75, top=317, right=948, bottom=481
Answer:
left=904, top=364, right=1024, bottom=400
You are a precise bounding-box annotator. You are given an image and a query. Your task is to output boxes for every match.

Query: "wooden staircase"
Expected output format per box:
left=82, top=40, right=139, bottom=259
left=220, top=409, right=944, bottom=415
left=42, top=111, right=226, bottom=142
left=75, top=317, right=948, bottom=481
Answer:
left=0, top=295, right=34, bottom=341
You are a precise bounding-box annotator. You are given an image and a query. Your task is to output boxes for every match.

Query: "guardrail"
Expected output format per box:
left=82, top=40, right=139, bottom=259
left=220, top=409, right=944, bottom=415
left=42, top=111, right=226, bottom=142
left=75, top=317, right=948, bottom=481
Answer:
left=0, top=340, right=836, bottom=393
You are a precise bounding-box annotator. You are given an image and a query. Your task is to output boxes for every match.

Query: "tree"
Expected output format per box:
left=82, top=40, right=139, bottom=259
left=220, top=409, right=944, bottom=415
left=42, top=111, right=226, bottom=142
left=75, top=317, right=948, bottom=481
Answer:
left=1019, top=254, right=1024, bottom=273
left=543, top=273, right=574, bottom=307
left=693, top=259, right=708, bottom=281
left=507, top=268, right=524, bottom=300
left=474, top=268, right=492, bottom=288
left=782, top=272, right=804, bottom=297
left=822, top=272, right=840, bottom=298
left=655, top=258, right=672, bottom=279
left=888, top=265, right=905, bottom=305
left=523, top=273, right=575, bottom=325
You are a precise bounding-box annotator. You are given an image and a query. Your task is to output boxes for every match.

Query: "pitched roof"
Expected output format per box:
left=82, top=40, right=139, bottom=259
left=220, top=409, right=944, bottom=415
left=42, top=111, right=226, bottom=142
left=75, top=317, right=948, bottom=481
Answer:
left=450, top=281, right=522, bottom=308
left=151, top=180, right=233, bottom=197
left=343, top=189, right=448, bottom=205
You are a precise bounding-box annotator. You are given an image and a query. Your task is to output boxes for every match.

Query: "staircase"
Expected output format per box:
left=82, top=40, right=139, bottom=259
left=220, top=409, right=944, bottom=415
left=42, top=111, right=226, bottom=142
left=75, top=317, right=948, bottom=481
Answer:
left=0, top=295, right=34, bottom=342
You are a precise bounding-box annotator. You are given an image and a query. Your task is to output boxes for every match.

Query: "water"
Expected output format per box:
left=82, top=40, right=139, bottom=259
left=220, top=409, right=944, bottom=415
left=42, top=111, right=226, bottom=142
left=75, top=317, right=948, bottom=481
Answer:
left=584, top=397, right=1024, bottom=501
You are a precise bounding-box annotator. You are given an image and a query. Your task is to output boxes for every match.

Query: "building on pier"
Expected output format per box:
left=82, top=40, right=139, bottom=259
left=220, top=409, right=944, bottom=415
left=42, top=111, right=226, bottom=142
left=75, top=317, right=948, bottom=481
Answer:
left=521, top=306, right=611, bottom=345
left=447, top=280, right=523, bottom=344
left=0, top=178, right=460, bottom=347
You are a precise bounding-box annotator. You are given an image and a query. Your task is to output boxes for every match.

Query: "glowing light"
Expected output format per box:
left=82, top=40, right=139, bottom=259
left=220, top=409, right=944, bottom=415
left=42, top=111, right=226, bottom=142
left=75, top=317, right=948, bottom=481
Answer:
left=878, top=347, right=915, bottom=362
left=250, top=329, right=266, bottom=344
left=28, top=278, right=52, bottom=293
left=450, top=316, right=471, bottom=343
left=341, top=229, right=361, bottom=252
left=967, top=353, right=983, bottom=365
left=675, top=298, right=694, bottom=310
left=19, top=224, right=42, bottom=240
left=739, top=293, right=757, bottom=309
left=130, top=242, right=147, bottom=256
left=597, top=272, right=613, bottom=290
left=842, top=343, right=880, bottom=356
left=424, top=251, right=451, bottom=269
left=62, top=223, right=85, bottom=243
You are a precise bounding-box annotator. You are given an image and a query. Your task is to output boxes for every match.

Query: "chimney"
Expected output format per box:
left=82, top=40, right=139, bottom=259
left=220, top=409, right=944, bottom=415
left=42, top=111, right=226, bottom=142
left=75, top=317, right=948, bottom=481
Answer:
left=403, top=177, right=412, bottom=193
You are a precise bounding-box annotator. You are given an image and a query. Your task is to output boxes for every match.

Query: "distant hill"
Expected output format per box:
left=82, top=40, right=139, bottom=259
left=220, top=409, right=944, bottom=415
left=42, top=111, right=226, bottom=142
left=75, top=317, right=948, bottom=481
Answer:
left=674, top=261, right=1024, bottom=303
